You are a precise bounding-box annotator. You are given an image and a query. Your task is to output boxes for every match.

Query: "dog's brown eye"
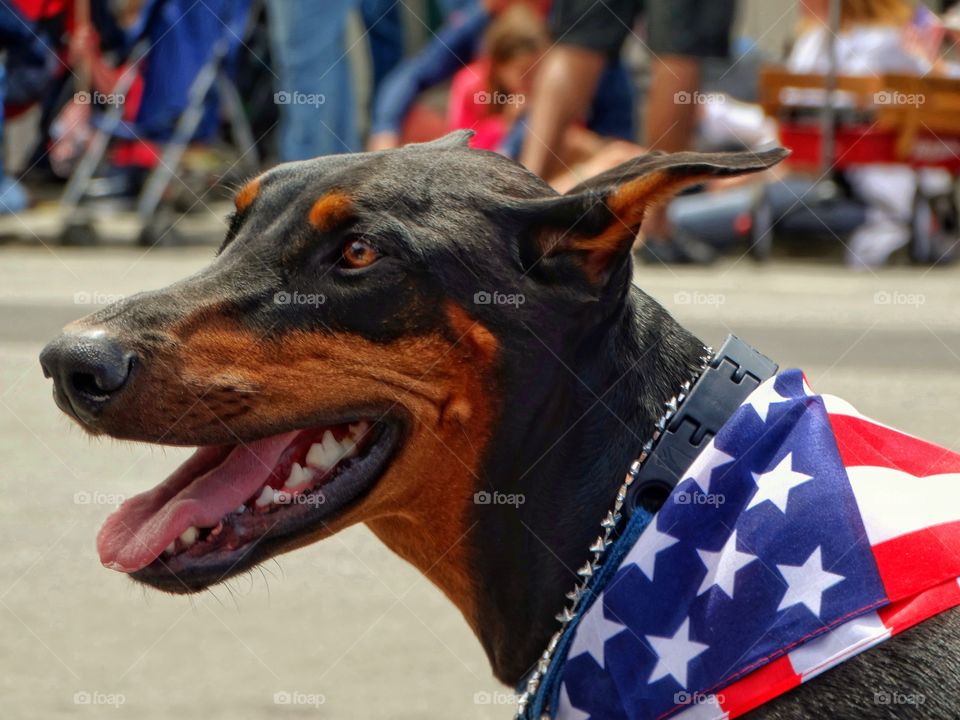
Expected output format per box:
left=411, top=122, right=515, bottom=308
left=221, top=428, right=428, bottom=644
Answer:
left=341, top=238, right=380, bottom=269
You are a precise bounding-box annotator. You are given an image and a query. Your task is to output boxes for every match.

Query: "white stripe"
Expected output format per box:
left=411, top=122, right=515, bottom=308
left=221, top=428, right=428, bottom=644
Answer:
left=848, top=466, right=960, bottom=545
left=821, top=394, right=922, bottom=440
left=788, top=611, right=891, bottom=681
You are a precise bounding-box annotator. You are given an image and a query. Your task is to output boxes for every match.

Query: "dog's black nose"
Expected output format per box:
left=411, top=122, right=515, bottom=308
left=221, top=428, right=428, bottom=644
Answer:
left=40, top=331, right=135, bottom=421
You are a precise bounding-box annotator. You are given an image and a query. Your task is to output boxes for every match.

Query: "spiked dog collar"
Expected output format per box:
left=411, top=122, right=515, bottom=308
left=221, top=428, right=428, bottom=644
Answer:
left=517, top=336, right=777, bottom=718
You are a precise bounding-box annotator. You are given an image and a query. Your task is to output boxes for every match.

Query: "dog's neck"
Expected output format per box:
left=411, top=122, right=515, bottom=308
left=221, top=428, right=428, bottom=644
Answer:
left=472, top=285, right=706, bottom=683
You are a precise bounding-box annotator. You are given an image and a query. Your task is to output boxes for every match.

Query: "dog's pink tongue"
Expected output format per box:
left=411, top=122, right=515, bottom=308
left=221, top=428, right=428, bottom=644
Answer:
left=97, top=432, right=297, bottom=573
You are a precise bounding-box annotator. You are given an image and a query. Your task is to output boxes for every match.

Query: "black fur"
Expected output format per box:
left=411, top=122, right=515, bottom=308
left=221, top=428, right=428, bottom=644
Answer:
left=40, top=133, right=957, bottom=717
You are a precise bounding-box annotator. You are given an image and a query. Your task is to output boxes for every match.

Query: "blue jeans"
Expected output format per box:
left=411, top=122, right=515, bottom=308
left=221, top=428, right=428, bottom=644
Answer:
left=266, top=0, right=360, bottom=160
left=0, top=61, right=27, bottom=213
left=362, top=0, right=404, bottom=93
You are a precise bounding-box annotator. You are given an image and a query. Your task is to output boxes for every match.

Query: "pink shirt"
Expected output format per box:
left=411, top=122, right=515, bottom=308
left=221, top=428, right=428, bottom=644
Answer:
left=447, top=60, right=510, bottom=152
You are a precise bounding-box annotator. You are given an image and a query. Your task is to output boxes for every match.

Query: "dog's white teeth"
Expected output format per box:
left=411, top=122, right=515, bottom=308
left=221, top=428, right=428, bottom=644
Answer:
left=234, top=504, right=246, bottom=514
left=305, top=427, right=363, bottom=471
left=322, top=430, right=343, bottom=459
left=179, top=526, right=199, bottom=548
left=305, top=442, right=333, bottom=470
left=164, top=541, right=176, bottom=555
left=255, top=486, right=276, bottom=508
left=284, top=462, right=313, bottom=489
left=306, top=434, right=339, bottom=471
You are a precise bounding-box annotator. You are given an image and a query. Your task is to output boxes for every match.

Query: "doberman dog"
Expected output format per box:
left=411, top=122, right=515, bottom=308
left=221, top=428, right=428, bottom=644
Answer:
left=40, top=132, right=960, bottom=718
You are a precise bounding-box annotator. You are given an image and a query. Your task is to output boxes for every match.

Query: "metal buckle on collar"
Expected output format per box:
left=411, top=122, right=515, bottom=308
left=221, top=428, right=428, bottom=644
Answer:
left=624, top=335, right=778, bottom=518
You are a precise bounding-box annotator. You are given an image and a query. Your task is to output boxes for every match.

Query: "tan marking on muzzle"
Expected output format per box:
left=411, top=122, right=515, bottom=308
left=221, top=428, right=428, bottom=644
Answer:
left=102, top=304, right=500, bottom=631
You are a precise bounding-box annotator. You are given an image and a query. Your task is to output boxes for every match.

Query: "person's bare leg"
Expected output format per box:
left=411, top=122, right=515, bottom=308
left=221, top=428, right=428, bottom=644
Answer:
left=642, top=54, right=701, bottom=239
left=644, top=54, right=700, bottom=152
left=519, top=46, right=606, bottom=179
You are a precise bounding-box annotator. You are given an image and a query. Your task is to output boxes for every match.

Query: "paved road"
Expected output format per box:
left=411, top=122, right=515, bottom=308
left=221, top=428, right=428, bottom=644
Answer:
left=2, top=244, right=959, bottom=719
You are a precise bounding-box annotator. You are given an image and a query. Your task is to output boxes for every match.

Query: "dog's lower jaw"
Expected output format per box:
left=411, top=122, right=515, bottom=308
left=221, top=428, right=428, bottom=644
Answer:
left=466, top=288, right=710, bottom=685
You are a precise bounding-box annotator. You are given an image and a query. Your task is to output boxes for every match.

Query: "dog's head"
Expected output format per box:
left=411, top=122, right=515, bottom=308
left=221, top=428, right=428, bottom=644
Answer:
left=40, top=132, right=785, bottom=603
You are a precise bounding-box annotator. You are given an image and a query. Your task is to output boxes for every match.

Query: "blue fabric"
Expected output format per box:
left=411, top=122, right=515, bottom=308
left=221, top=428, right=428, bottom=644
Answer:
left=0, top=1, right=43, bottom=47
left=0, top=61, right=27, bottom=212
left=362, top=0, right=405, bottom=92
left=499, top=116, right=527, bottom=160
left=267, top=0, right=361, bottom=159
left=136, top=0, right=250, bottom=143
left=589, top=61, right=635, bottom=141
left=522, top=501, right=655, bottom=717
left=369, top=2, right=489, bottom=137
left=0, top=1, right=54, bottom=107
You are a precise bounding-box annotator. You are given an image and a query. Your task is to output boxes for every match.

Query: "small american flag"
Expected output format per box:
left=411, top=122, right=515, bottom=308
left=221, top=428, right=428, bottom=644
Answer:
left=555, top=369, right=960, bottom=719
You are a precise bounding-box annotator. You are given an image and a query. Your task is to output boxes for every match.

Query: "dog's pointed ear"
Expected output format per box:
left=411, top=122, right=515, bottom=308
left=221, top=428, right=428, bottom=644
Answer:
left=516, top=148, right=789, bottom=286
left=408, top=129, right=475, bottom=150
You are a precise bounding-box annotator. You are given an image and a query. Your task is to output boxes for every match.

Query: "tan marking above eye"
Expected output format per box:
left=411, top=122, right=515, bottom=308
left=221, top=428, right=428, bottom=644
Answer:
left=234, top=177, right=261, bottom=212
left=308, top=191, right=354, bottom=231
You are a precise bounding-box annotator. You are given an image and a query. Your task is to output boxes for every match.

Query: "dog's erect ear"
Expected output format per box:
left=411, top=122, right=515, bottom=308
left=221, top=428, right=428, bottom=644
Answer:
left=408, top=129, right=475, bottom=150
left=517, top=148, right=789, bottom=285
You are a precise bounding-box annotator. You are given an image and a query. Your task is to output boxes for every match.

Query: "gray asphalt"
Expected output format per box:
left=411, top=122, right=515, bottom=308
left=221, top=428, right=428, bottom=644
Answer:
left=2, top=244, right=959, bottom=719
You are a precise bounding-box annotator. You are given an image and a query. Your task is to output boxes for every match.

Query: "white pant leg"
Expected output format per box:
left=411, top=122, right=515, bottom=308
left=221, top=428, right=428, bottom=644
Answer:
left=844, top=165, right=917, bottom=267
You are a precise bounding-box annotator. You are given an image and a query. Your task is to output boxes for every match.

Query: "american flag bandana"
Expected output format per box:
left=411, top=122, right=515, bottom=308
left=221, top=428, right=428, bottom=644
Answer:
left=552, top=369, right=960, bottom=719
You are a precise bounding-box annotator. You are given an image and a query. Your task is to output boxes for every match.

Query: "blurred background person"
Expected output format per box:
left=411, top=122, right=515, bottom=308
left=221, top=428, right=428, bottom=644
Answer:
left=267, top=0, right=407, bottom=160
left=0, top=0, right=56, bottom=213
left=266, top=0, right=361, bottom=159
left=444, top=2, right=642, bottom=175
left=367, top=0, right=635, bottom=156
left=520, top=0, right=737, bottom=264
left=789, top=0, right=953, bottom=267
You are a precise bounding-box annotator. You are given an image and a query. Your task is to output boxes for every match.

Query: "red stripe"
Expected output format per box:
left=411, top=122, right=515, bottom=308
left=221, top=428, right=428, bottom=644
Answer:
left=872, top=522, right=960, bottom=599
left=829, top=414, right=960, bottom=477
left=717, top=656, right=800, bottom=718
left=712, top=582, right=960, bottom=717
left=878, top=578, right=960, bottom=635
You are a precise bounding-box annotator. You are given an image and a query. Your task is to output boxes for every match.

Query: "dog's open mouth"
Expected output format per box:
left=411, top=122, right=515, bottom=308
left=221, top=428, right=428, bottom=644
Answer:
left=97, top=419, right=400, bottom=592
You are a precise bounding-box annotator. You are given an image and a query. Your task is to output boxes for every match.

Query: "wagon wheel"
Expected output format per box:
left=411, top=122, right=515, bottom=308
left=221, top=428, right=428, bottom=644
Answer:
left=749, top=196, right=775, bottom=262
left=59, top=215, right=100, bottom=246
left=136, top=211, right=182, bottom=248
